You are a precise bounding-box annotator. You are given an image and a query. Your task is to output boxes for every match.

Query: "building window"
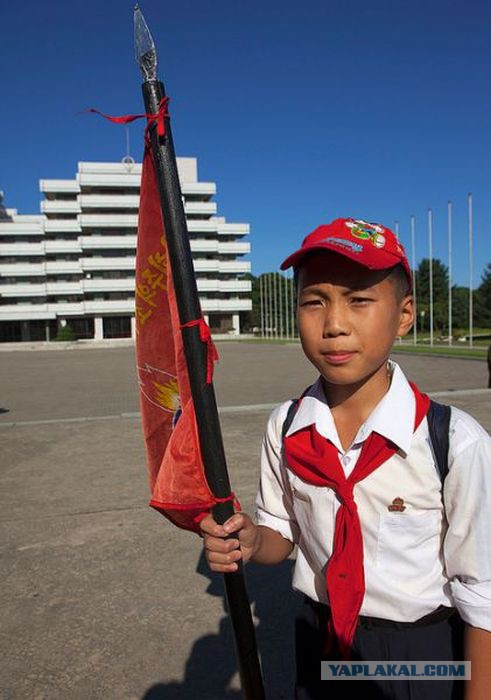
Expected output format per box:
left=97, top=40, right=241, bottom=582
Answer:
left=103, top=316, right=131, bottom=338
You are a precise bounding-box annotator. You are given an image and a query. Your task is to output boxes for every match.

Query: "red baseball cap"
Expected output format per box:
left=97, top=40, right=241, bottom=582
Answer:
left=280, top=217, right=412, bottom=290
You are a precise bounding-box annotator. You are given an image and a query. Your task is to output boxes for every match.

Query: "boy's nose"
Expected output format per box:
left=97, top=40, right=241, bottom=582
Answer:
left=322, top=307, right=350, bottom=337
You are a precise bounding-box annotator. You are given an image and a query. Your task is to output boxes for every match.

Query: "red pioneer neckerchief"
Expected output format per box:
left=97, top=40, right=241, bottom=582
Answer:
left=283, top=380, right=429, bottom=660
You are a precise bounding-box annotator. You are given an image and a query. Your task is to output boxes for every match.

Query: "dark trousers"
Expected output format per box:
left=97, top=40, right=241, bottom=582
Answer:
left=295, top=596, right=465, bottom=700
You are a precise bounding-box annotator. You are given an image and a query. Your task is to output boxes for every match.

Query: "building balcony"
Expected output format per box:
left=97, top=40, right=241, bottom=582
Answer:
left=78, top=172, right=142, bottom=189
left=45, top=240, right=82, bottom=254
left=80, top=235, right=136, bottom=249
left=0, top=283, right=46, bottom=296
left=191, top=260, right=251, bottom=274
left=201, top=298, right=252, bottom=312
left=81, top=257, right=136, bottom=271
left=0, top=304, right=56, bottom=321
left=217, top=222, right=250, bottom=237
left=187, top=220, right=218, bottom=234
left=218, top=260, right=251, bottom=273
left=190, top=240, right=219, bottom=254
left=0, top=242, right=45, bottom=256
left=39, top=179, right=80, bottom=194
left=0, top=279, right=252, bottom=298
left=41, top=200, right=81, bottom=214
left=184, top=201, right=217, bottom=216
left=0, top=281, right=83, bottom=297
left=0, top=263, right=46, bottom=276
left=0, top=220, right=44, bottom=236
left=44, top=220, right=81, bottom=233
left=79, top=194, right=140, bottom=210
left=83, top=299, right=135, bottom=314
left=0, top=299, right=136, bottom=320
left=82, top=278, right=135, bottom=293
left=218, top=241, right=250, bottom=255
left=79, top=214, right=138, bottom=229
left=46, top=282, right=82, bottom=295
left=76, top=196, right=216, bottom=216
left=181, top=182, right=216, bottom=199
left=197, top=279, right=252, bottom=293
left=188, top=240, right=251, bottom=255
left=45, top=261, right=82, bottom=274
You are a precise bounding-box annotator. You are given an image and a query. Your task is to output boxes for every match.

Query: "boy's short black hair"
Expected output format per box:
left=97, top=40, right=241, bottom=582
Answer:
left=387, top=263, right=412, bottom=301
left=293, top=256, right=411, bottom=302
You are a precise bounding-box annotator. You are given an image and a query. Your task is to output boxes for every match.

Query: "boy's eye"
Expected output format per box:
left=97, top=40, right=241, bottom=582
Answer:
left=351, top=296, right=371, bottom=304
left=300, top=299, right=322, bottom=306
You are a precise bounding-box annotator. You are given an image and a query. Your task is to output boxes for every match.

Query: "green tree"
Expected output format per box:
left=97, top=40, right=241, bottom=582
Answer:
left=415, top=259, right=449, bottom=333
left=240, top=272, right=296, bottom=335
left=450, top=286, right=469, bottom=332
left=474, top=263, right=491, bottom=328
left=239, top=273, right=259, bottom=332
left=54, top=324, right=75, bottom=342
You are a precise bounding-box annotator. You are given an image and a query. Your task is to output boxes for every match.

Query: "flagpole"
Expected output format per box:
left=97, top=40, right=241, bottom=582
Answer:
left=410, top=215, right=417, bottom=345
left=279, top=274, right=284, bottom=338
left=468, top=192, right=473, bottom=349
left=290, top=269, right=295, bottom=338
left=274, top=273, right=279, bottom=339
left=448, top=201, right=452, bottom=346
left=134, top=8, right=265, bottom=698
left=283, top=274, right=289, bottom=338
left=428, top=208, right=434, bottom=346
left=268, top=273, right=272, bottom=339
left=259, top=275, right=264, bottom=339
left=395, top=220, right=399, bottom=241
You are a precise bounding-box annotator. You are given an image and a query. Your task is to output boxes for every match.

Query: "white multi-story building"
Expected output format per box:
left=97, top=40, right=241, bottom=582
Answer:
left=0, top=159, right=252, bottom=342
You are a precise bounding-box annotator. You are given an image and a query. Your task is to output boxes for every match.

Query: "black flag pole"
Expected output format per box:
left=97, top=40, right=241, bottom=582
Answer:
left=133, top=6, right=266, bottom=699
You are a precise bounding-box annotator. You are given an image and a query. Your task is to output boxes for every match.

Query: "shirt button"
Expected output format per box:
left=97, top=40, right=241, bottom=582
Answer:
left=342, top=455, right=350, bottom=466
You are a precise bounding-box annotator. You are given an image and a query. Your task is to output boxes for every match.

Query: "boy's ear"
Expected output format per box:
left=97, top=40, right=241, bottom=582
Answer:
left=397, top=295, right=415, bottom=337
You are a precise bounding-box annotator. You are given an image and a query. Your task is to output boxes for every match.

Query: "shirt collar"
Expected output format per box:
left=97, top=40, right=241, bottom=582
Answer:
left=285, top=360, right=416, bottom=455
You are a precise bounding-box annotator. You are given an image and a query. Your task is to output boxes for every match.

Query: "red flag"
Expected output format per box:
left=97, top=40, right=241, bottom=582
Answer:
left=135, top=140, right=223, bottom=533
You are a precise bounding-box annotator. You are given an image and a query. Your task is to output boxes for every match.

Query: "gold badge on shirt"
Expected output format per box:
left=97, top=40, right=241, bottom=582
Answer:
left=388, top=497, right=406, bottom=512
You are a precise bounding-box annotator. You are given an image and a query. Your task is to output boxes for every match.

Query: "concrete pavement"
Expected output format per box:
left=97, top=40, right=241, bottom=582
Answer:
left=0, top=344, right=489, bottom=699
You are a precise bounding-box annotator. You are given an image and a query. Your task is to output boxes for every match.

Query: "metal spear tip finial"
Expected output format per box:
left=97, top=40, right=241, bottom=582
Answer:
left=134, top=4, right=157, bottom=81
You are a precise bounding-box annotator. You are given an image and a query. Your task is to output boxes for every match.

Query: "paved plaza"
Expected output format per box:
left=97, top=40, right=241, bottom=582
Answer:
left=0, top=343, right=489, bottom=699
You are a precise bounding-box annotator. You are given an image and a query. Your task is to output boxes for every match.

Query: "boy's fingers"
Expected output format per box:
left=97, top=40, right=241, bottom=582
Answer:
left=203, top=535, right=240, bottom=553
left=199, top=514, right=226, bottom=537
left=223, top=513, right=249, bottom=533
left=206, top=548, right=243, bottom=567
left=206, top=561, right=239, bottom=573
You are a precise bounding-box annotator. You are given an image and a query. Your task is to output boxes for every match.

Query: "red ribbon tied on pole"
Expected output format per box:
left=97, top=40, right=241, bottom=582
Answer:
left=86, top=96, right=170, bottom=138
left=180, top=317, right=219, bottom=384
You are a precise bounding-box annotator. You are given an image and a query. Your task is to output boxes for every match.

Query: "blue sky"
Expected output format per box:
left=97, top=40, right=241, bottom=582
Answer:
left=1, top=0, right=490, bottom=286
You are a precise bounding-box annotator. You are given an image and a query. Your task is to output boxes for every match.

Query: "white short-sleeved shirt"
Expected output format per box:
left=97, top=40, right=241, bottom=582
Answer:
left=255, top=360, right=491, bottom=631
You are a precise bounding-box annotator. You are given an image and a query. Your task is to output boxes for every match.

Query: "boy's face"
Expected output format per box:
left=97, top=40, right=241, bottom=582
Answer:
left=296, top=251, right=414, bottom=388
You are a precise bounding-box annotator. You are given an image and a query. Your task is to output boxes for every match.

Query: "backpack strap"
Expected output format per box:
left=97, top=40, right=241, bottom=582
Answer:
left=427, top=399, right=452, bottom=483
left=281, top=398, right=300, bottom=442
left=281, top=383, right=315, bottom=442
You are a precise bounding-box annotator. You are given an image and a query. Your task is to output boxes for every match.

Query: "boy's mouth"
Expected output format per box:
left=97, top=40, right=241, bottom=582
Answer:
left=322, top=351, right=358, bottom=365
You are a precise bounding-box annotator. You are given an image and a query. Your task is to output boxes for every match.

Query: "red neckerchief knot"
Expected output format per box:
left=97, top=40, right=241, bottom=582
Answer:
left=283, top=380, right=430, bottom=660
left=179, top=317, right=219, bottom=384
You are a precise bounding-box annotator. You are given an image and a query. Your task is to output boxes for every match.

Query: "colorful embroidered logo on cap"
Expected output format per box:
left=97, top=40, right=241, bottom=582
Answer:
left=345, top=219, right=386, bottom=249
left=388, top=497, right=406, bottom=512
left=321, top=236, right=363, bottom=253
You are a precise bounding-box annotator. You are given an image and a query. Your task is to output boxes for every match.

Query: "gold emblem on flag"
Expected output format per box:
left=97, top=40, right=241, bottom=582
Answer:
left=153, top=377, right=180, bottom=412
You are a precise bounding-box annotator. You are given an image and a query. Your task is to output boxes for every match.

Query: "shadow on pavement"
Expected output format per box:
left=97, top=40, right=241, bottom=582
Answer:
left=141, top=551, right=299, bottom=699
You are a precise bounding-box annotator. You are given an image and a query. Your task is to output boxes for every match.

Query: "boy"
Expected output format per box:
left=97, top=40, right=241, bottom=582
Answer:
left=200, top=218, right=491, bottom=699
